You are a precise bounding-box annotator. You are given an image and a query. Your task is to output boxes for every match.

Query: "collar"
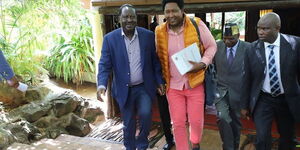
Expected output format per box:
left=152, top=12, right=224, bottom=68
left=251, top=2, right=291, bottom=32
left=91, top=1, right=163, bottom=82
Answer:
left=121, top=27, right=138, bottom=39
left=226, top=40, right=240, bottom=52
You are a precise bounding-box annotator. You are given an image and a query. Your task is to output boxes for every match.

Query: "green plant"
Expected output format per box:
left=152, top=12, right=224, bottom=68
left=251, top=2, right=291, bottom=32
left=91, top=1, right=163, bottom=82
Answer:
left=210, top=28, right=222, bottom=40
left=0, top=0, right=48, bottom=84
left=0, top=0, right=94, bottom=85
left=45, top=17, right=95, bottom=85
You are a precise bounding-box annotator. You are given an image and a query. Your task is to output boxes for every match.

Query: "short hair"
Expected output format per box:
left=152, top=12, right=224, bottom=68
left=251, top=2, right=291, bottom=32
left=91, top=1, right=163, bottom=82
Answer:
left=162, top=0, right=184, bottom=11
left=119, top=4, right=135, bottom=16
left=224, top=23, right=239, bottom=36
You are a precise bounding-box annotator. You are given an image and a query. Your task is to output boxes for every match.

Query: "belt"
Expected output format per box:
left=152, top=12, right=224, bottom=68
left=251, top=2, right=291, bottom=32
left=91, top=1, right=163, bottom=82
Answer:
left=129, top=83, right=143, bottom=88
left=260, top=91, right=285, bottom=98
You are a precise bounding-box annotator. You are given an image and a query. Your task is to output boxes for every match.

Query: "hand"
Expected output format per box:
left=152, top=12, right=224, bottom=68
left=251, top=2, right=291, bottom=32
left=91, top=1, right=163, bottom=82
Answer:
left=7, top=76, right=19, bottom=88
left=241, top=109, right=250, bottom=120
left=188, top=61, right=206, bottom=73
left=157, top=84, right=166, bottom=96
left=97, top=88, right=106, bottom=102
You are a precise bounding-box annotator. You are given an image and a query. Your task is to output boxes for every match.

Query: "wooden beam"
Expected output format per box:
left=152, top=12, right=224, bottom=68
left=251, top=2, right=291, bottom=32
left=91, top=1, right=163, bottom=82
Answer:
left=94, top=0, right=300, bottom=15
left=92, top=0, right=257, bottom=7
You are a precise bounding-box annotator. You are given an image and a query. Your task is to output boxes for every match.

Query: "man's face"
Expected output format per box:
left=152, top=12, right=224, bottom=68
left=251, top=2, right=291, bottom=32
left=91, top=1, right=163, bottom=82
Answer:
left=223, top=34, right=239, bottom=48
left=164, top=2, right=184, bottom=27
left=120, top=7, right=137, bottom=33
left=257, top=20, right=279, bottom=43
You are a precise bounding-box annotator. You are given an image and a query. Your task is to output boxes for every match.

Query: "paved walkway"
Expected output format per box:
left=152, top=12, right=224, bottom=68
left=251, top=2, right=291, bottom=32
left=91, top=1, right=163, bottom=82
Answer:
left=7, top=128, right=247, bottom=150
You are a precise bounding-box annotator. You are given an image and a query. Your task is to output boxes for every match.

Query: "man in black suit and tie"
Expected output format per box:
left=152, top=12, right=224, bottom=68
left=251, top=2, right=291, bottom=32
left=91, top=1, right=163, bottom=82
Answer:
left=214, top=23, right=250, bottom=150
left=241, top=12, right=300, bottom=150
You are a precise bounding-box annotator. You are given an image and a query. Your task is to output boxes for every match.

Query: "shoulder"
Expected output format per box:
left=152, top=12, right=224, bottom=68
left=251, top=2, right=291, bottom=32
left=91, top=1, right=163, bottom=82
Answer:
left=137, top=27, right=153, bottom=35
left=216, top=40, right=224, bottom=47
left=281, top=33, right=300, bottom=40
left=245, top=40, right=260, bottom=55
left=137, top=27, right=155, bottom=39
left=240, top=40, right=251, bottom=48
left=155, top=23, right=167, bottom=33
left=215, top=41, right=225, bottom=56
left=104, top=28, right=121, bottom=39
left=250, top=40, right=260, bottom=48
left=193, top=17, right=208, bottom=29
left=281, top=33, right=300, bottom=46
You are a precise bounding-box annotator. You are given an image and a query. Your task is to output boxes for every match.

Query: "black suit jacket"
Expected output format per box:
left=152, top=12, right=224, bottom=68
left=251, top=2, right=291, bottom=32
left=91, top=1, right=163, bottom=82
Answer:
left=242, top=33, right=300, bottom=122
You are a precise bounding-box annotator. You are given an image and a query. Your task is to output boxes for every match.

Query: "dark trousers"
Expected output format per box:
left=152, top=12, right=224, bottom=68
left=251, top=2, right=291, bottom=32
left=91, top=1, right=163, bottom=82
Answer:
left=119, top=84, right=152, bottom=150
left=156, top=94, right=174, bottom=144
left=253, top=92, right=296, bottom=150
left=215, top=94, right=241, bottom=150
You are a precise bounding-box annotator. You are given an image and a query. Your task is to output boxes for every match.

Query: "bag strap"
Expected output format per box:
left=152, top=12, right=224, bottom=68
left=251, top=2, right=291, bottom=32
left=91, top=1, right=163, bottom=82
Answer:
left=189, top=17, right=203, bottom=56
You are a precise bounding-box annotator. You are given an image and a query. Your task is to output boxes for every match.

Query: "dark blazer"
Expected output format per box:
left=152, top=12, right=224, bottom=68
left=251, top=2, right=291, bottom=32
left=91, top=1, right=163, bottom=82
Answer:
left=0, top=50, right=14, bottom=81
left=242, top=34, right=300, bottom=122
left=97, top=27, right=164, bottom=109
left=215, top=40, right=250, bottom=109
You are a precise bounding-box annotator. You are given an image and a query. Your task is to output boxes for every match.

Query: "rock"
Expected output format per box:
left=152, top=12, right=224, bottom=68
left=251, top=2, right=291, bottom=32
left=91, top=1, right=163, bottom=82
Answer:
left=0, top=83, right=26, bottom=106
left=16, top=120, right=41, bottom=141
left=8, top=101, right=52, bottom=123
left=81, top=107, right=103, bottom=123
left=23, top=86, right=49, bottom=102
left=0, top=84, right=97, bottom=148
left=0, top=112, right=9, bottom=124
left=0, top=120, right=41, bottom=148
left=52, top=97, right=80, bottom=117
left=45, top=127, right=68, bottom=139
left=66, top=113, right=91, bottom=137
left=33, top=115, right=68, bottom=139
left=75, top=99, right=103, bottom=123
left=0, top=128, right=15, bottom=149
left=34, top=113, right=90, bottom=138
left=33, top=115, right=60, bottom=128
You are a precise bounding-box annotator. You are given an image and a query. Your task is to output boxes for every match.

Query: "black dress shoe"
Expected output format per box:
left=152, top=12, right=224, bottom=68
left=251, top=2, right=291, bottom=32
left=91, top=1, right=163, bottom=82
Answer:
left=163, top=142, right=175, bottom=150
left=192, top=146, right=200, bottom=150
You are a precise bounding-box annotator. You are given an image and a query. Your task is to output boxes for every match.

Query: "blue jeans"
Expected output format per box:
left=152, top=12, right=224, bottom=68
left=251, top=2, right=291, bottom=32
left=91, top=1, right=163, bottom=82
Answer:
left=120, top=84, right=152, bottom=150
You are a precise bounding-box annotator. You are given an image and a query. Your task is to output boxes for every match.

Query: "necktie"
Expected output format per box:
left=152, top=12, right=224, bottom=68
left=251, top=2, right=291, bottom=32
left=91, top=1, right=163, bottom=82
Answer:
left=268, top=45, right=281, bottom=97
left=228, top=48, right=234, bottom=65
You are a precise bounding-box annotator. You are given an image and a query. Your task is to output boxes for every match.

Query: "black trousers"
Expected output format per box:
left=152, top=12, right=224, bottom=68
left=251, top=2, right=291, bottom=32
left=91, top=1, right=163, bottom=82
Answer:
left=253, top=92, right=296, bottom=150
left=216, top=93, right=241, bottom=150
left=156, top=94, right=174, bottom=144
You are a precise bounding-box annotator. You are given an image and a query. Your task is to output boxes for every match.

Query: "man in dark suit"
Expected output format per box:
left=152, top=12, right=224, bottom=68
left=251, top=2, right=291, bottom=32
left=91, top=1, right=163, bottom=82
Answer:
left=241, top=12, right=300, bottom=150
left=0, top=50, right=19, bottom=88
left=97, top=4, right=165, bottom=150
left=214, top=23, right=250, bottom=150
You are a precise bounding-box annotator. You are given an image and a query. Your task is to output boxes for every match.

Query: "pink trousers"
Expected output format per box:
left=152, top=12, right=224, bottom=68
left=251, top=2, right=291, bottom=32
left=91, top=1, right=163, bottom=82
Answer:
left=166, top=85, right=205, bottom=150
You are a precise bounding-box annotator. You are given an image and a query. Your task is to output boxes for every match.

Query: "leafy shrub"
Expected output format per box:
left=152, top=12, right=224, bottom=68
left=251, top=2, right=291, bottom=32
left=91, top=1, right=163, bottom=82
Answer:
left=1, top=0, right=95, bottom=85
left=45, top=17, right=95, bottom=85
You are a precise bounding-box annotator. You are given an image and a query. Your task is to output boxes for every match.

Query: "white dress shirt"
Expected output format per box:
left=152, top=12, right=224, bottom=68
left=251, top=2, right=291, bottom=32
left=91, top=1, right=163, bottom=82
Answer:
left=262, top=33, right=285, bottom=94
